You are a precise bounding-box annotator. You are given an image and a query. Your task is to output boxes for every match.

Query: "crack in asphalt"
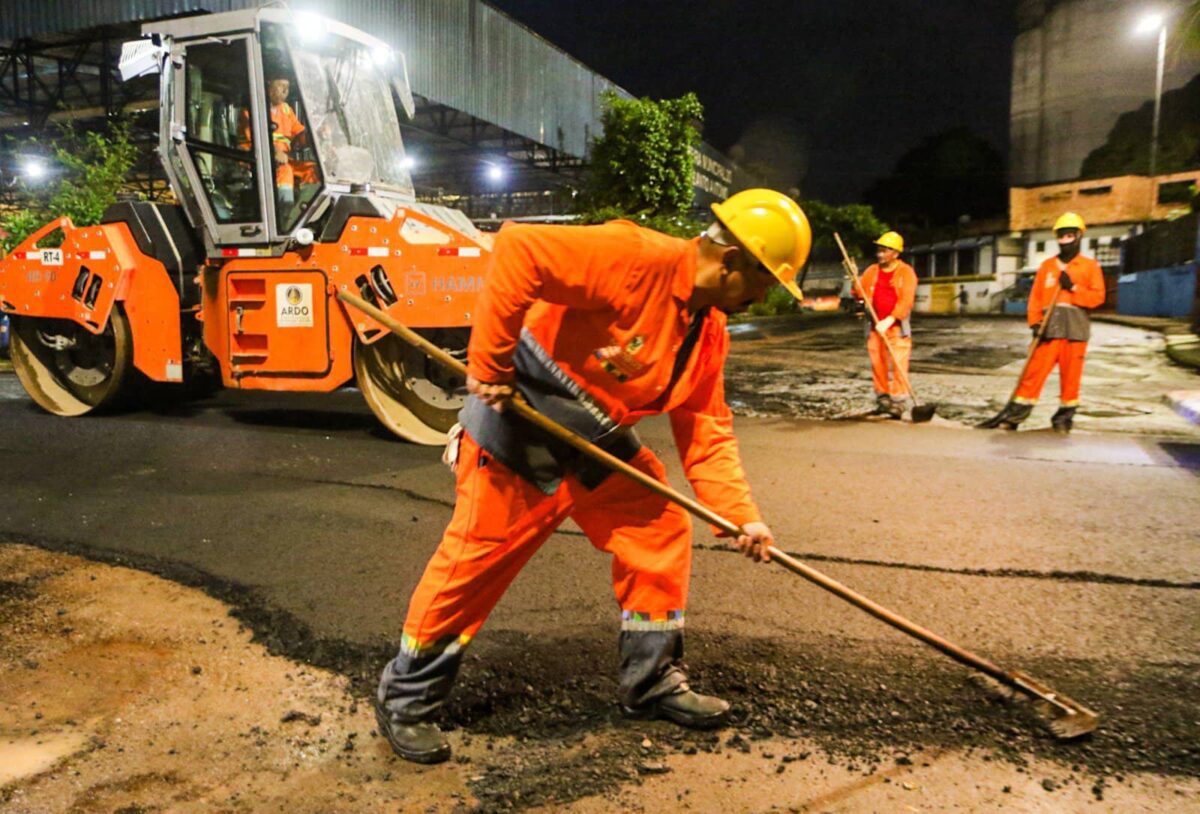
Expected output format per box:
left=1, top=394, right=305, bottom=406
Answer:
left=1008, top=455, right=1197, bottom=470
left=692, top=544, right=1200, bottom=590
left=241, top=471, right=458, bottom=509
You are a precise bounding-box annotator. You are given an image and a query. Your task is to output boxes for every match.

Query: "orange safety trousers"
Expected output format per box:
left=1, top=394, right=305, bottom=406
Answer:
left=399, top=433, right=692, bottom=658
left=275, top=160, right=319, bottom=191
left=1014, top=338, right=1087, bottom=406
left=867, top=327, right=912, bottom=397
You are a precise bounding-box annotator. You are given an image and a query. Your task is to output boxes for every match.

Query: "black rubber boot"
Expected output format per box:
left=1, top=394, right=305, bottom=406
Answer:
left=373, top=699, right=451, bottom=764
left=873, top=394, right=894, bottom=416
left=977, top=401, right=1033, bottom=430
left=622, top=682, right=730, bottom=730
left=1051, top=406, right=1076, bottom=434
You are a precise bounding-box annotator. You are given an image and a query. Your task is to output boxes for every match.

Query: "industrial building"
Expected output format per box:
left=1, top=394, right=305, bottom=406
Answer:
left=1011, top=0, right=1200, bottom=186
left=0, top=0, right=739, bottom=220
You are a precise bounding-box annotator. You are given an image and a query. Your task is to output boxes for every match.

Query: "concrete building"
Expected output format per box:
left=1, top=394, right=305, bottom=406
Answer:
left=1011, top=0, right=1200, bottom=186
left=899, top=1, right=1200, bottom=315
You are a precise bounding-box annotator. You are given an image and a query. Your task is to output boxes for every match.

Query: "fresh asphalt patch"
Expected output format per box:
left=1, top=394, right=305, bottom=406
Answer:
left=5, top=526, right=1195, bottom=811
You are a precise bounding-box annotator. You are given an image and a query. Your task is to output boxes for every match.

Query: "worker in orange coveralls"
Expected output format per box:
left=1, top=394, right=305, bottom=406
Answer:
left=374, top=190, right=813, bottom=764
left=241, top=77, right=318, bottom=205
left=979, top=212, right=1105, bottom=433
left=854, top=231, right=917, bottom=419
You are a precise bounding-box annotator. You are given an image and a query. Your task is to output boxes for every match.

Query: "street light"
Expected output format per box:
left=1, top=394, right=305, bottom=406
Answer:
left=1135, top=11, right=1168, bottom=177
left=486, top=164, right=505, bottom=184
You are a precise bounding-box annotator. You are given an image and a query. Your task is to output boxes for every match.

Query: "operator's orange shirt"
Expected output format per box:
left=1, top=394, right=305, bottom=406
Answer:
left=237, top=103, right=306, bottom=153
left=856, top=261, right=917, bottom=321
left=1027, top=254, right=1105, bottom=327
left=268, top=102, right=306, bottom=152
left=468, top=220, right=761, bottom=527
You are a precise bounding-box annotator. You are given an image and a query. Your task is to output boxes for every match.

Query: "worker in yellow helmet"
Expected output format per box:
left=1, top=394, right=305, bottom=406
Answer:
left=375, top=189, right=811, bottom=764
left=980, top=212, right=1105, bottom=432
left=854, top=231, right=918, bottom=418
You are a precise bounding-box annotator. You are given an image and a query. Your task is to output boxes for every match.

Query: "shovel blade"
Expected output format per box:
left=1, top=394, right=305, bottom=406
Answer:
left=911, top=404, right=936, bottom=423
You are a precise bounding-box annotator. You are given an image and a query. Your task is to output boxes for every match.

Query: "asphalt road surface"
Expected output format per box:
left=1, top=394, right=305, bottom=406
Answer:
left=1, top=314, right=1198, bottom=810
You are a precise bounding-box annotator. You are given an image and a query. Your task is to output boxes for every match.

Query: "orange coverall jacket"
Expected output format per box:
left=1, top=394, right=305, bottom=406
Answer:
left=466, top=220, right=762, bottom=528
left=1027, top=254, right=1105, bottom=329
left=856, top=261, right=917, bottom=324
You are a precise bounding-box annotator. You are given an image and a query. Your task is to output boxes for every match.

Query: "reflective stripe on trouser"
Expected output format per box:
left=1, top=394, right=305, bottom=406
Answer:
left=378, top=432, right=692, bottom=722
left=1014, top=338, right=1087, bottom=407
left=867, top=328, right=912, bottom=397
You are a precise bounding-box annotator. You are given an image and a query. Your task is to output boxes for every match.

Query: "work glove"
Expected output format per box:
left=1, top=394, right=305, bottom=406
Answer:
left=1031, top=323, right=1041, bottom=338
left=1058, top=270, right=1074, bottom=292
left=875, top=315, right=895, bottom=335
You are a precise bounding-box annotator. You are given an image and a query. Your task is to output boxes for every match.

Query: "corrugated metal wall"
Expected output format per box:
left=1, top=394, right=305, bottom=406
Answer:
left=0, top=0, right=626, bottom=158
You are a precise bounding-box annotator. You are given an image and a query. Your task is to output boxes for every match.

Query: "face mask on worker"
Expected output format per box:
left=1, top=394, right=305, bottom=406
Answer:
left=1056, top=230, right=1081, bottom=262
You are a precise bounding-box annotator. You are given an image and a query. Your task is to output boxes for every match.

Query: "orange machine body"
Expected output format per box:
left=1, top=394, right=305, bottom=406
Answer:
left=0, top=205, right=489, bottom=393
left=0, top=216, right=185, bottom=384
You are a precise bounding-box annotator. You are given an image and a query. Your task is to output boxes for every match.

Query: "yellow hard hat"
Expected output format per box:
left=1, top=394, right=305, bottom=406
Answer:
left=875, top=231, right=904, bottom=252
left=1053, top=212, right=1086, bottom=233
left=711, top=188, right=812, bottom=302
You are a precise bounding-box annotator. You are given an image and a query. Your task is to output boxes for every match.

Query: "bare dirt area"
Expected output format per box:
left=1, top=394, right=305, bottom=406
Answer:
left=3, top=543, right=1198, bottom=813
left=0, top=543, right=472, bottom=813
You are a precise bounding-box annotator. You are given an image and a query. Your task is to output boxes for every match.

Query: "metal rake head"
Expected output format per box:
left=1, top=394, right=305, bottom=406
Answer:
left=1036, top=699, right=1101, bottom=740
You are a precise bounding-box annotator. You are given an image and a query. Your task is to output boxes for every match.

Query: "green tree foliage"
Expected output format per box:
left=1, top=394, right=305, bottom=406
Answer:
left=582, top=91, right=703, bottom=222
left=2, top=121, right=138, bottom=254
left=1080, top=73, right=1200, bottom=178
left=863, top=127, right=1006, bottom=229
left=800, top=199, right=888, bottom=261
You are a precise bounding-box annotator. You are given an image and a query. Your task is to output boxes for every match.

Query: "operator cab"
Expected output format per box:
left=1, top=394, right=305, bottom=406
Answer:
left=121, top=7, right=417, bottom=255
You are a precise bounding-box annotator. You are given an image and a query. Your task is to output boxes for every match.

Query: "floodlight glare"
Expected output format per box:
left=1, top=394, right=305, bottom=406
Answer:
left=22, top=158, right=46, bottom=181
left=486, top=164, right=505, bottom=183
left=1135, top=12, right=1165, bottom=35
left=372, top=45, right=393, bottom=66
left=293, top=12, right=326, bottom=43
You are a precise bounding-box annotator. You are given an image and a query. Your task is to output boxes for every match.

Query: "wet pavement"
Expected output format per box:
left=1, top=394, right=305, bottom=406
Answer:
left=726, top=314, right=1200, bottom=437
left=0, top=315, right=1197, bottom=810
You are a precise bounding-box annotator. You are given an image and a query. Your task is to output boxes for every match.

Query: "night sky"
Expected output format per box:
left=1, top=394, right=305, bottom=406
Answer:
left=489, top=0, right=1017, bottom=203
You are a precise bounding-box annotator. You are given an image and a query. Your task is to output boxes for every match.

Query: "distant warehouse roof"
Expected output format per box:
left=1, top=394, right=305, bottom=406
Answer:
left=0, top=0, right=626, bottom=160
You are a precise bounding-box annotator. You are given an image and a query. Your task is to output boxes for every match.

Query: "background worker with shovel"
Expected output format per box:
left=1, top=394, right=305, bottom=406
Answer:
left=373, top=189, right=812, bottom=765
left=980, top=212, right=1105, bottom=432
left=855, top=231, right=918, bottom=418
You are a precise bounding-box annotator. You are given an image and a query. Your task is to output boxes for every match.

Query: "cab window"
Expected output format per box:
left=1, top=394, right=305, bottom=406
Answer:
left=261, top=24, right=323, bottom=232
left=184, top=39, right=262, bottom=225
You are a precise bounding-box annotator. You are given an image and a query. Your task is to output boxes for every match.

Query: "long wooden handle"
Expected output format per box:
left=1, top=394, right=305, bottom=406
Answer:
left=832, top=233, right=920, bottom=403
left=337, top=289, right=1036, bottom=695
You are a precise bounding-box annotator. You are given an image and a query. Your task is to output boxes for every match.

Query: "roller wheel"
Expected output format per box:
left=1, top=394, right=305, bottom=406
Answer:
left=354, top=328, right=466, bottom=445
left=10, top=310, right=134, bottom=417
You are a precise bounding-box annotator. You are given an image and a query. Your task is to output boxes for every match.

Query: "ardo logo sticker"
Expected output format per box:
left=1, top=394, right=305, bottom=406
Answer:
left=277, top=283, right=313, bottom=328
